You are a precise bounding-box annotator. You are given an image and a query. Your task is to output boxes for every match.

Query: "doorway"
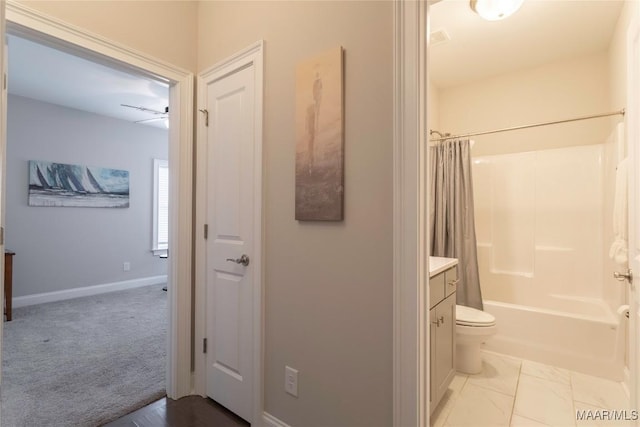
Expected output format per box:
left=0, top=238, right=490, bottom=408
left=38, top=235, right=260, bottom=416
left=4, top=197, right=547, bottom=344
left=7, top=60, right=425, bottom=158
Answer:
left=425, top=0, right=639, bottom=425
left=2, top=29, right=170, bottom=424
left=0, top=0, right=194, bottom=417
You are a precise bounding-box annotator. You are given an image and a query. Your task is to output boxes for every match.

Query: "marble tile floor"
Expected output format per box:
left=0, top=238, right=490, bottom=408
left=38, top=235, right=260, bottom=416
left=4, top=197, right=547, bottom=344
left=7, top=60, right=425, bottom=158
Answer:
left=431, top=351, right=631, bottom=427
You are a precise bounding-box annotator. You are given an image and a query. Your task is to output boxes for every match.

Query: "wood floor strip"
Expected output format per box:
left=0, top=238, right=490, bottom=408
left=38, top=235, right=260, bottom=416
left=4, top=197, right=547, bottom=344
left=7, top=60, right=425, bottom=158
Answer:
left=103, top=396, right=249, bottom=427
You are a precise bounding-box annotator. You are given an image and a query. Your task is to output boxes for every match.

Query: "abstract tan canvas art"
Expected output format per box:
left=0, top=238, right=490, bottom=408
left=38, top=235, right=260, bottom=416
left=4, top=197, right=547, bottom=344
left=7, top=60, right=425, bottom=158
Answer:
left=295, top=46, right=344, bottom=221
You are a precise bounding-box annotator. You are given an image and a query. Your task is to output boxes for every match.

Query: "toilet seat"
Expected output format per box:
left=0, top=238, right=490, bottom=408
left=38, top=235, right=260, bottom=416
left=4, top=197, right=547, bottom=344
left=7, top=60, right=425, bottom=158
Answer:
left=456, top=305, right=495, bottom=327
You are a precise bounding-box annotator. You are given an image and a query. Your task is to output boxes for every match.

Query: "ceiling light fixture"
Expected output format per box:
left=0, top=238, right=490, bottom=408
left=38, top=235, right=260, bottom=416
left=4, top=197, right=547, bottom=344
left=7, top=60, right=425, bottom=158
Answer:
left=470, top=0, right=524, bottom=21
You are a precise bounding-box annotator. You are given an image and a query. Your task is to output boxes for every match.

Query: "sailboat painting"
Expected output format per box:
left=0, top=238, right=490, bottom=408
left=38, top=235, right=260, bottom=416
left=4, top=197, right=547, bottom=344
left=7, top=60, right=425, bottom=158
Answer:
left=28, top=160, right=130, bottom=208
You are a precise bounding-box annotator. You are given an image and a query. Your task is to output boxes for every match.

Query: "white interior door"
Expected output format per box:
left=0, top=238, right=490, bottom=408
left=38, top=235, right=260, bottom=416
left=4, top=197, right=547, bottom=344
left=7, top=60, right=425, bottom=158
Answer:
left=205, top=64, right=256, bottom=423
left=627, top=9, right=640, bottom=421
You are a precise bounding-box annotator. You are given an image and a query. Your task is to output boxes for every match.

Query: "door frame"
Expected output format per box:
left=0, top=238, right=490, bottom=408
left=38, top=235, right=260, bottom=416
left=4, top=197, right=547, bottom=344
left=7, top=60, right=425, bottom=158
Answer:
left=194, top=41, right=264, bottom=423
left=627, top=2, right=640, bottom=420
left=0, top=0, right=6, bottom=387
left=393, top=0, right=429, bottom=426
left=3, top=1, right=195, bottom=399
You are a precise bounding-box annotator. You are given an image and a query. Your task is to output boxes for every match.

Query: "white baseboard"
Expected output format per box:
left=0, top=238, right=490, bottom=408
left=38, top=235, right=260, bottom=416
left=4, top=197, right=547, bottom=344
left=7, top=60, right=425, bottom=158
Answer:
left=263, top=412, right=292, bottom=427
left=12, top=275, right=168, bottom=308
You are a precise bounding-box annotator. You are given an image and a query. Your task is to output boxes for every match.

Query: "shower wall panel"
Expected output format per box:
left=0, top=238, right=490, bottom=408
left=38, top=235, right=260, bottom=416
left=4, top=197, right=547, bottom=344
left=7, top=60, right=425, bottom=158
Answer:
left=472, top=144, right=603, bottom=307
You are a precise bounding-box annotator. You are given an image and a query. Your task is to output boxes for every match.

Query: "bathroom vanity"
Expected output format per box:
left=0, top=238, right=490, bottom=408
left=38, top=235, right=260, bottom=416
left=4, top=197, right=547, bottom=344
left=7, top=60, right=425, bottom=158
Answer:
left=429, top=256, right=458, bottom=414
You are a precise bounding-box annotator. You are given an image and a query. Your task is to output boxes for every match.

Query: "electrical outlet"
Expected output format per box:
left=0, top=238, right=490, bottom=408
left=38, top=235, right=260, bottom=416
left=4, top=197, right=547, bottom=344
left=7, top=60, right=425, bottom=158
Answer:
left=285, top=366, right=298, bottom=397
left=123, top=262, right=131, bottom=272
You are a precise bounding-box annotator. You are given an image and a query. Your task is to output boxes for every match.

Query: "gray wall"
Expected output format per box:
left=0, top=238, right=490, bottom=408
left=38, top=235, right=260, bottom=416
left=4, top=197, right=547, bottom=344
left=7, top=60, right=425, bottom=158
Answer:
left=198, top=2, right=394, bottom=425
left=6, top=94, right=168, bottom=298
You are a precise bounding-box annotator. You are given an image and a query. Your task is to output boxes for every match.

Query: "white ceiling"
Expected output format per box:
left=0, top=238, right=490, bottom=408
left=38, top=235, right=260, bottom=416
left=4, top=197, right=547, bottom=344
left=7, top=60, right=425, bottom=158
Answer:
left=429, top=0, right=625, bottom=88
left=7, top=34, right=170, bottom=129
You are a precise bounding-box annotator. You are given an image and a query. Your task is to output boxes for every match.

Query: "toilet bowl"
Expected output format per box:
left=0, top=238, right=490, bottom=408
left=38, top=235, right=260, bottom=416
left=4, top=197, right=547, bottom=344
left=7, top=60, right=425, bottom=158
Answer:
left=456, top=305, right=496, bottom=374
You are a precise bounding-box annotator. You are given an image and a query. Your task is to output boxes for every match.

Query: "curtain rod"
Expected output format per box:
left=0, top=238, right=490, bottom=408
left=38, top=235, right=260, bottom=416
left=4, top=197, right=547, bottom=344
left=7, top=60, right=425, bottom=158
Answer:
left=429, top=109, right=625, bottom=142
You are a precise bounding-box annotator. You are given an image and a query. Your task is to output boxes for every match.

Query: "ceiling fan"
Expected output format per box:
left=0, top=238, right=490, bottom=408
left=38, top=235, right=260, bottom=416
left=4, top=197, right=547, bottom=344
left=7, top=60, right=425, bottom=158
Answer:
left=120, top=104, right=169, bottom=126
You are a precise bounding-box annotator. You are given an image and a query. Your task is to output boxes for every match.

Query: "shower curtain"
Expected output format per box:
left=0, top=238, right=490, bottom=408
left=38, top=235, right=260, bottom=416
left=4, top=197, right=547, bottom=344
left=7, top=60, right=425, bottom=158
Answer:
left=429, top=139, right=483, bottom=310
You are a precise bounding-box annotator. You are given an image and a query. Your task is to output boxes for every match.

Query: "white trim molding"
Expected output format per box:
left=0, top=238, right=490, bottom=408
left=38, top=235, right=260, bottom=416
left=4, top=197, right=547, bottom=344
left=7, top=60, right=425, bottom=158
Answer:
left=12, top=276, right=168, bottom=308
left=393, top=0, right=428, bottom=426
left=624, top=366, right=632, bottom=400
left=194, top=41, right=264, bottom=424
left=5, top=0, right=194, bottom=400
left=263, top=412, right=293, bottom=427
left=0, top=0, right=7, bottom=386
left=627, top=2, right=640, bottom=418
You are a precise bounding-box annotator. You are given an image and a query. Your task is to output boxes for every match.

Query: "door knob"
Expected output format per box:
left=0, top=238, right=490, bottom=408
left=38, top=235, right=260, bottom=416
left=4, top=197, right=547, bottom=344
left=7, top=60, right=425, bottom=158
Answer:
left=614, top=269, right=633, bottom=284
left=226, top=254, right=250, bottom=267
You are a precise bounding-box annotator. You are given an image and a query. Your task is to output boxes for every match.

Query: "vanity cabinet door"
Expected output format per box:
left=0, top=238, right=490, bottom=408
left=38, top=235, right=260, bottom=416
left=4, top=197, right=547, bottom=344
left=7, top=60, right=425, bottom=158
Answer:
left=434, top=292, right=456, bottom=404
left=429, top=307, right=437, bottom=410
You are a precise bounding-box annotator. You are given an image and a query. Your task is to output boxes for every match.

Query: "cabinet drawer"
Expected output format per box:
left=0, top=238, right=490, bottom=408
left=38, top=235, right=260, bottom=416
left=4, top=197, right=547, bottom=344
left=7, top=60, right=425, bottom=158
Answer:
left=445, top=267, right=458, bottom=297
left=430, top=272, right=445, bottom=309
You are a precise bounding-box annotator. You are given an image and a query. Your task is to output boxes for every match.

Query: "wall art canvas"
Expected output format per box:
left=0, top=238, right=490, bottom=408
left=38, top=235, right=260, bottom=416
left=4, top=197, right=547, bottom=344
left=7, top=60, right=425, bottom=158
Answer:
left=295, top=46, right=344, bottom=221
left=28, top=160, right=130, bottom=208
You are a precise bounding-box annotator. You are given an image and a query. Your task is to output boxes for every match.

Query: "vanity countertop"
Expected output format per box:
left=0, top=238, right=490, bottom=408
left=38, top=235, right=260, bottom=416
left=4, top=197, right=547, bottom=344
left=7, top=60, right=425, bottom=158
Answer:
left=429, top=256, right=458, bottom=278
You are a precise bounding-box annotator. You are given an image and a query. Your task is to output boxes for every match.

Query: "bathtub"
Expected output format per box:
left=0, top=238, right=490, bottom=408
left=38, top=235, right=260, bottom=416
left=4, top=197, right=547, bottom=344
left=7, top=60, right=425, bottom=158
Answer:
left=482, top=297, right=626, bottom=380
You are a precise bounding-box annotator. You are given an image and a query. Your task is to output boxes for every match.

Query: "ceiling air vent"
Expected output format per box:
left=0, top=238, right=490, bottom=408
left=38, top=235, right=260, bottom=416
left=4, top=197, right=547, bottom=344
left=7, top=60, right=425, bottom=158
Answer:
left=430, top=29, right=451, bottom=46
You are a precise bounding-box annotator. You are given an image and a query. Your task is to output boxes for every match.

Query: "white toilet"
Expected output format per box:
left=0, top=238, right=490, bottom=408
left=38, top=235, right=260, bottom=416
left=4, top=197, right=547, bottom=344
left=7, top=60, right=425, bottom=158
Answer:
left=455, top=305, right=496, bottom=374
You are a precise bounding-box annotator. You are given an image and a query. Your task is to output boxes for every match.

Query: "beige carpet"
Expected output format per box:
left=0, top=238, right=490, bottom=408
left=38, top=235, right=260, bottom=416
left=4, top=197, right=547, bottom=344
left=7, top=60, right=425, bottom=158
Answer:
left=1, top=284, right=167, bottom=427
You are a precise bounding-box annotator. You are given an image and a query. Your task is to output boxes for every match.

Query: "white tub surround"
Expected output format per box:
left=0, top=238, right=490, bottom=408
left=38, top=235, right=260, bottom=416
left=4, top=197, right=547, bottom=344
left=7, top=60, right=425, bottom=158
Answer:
left=471, top=143, right=627, bottom=381
left=472, top=145, right=606, bottom=307
left=483, top=300, right=626, bottom=380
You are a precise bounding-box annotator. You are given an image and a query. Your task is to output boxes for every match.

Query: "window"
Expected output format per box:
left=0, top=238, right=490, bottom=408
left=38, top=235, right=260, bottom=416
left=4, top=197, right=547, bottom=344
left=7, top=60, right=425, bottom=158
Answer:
left=153, top=159, right=169, bottom=256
